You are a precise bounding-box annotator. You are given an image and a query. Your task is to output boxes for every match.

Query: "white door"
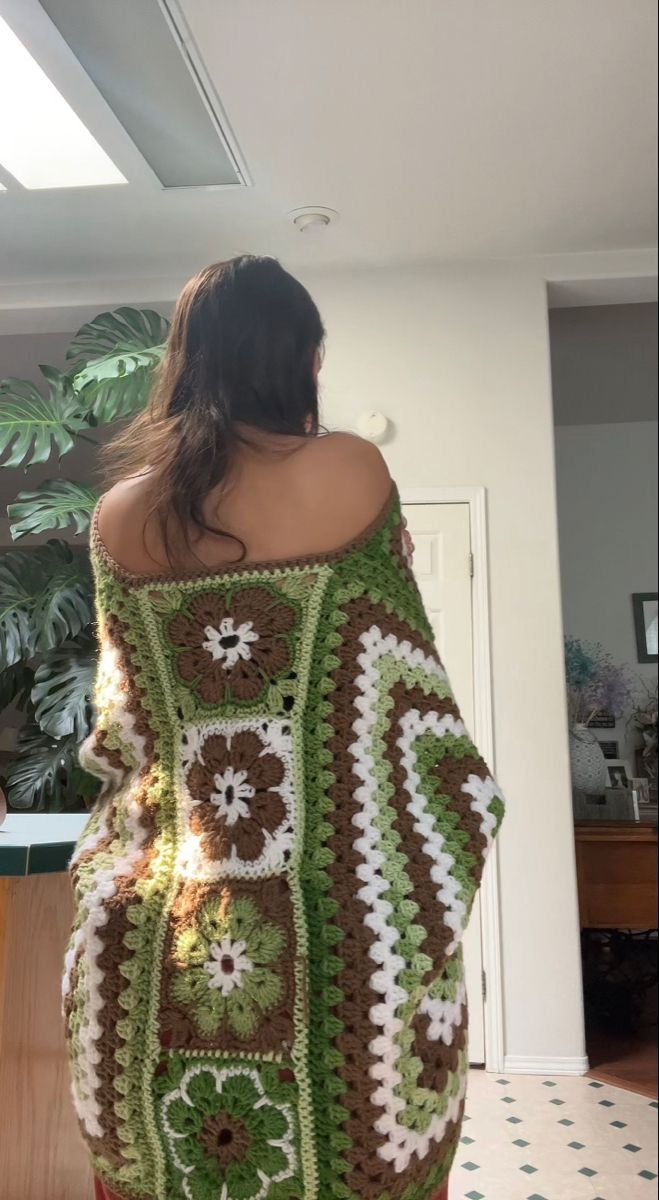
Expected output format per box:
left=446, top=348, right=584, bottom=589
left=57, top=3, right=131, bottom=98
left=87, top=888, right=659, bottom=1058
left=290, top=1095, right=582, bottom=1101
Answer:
left=402, top=502, right=486, bottom=1064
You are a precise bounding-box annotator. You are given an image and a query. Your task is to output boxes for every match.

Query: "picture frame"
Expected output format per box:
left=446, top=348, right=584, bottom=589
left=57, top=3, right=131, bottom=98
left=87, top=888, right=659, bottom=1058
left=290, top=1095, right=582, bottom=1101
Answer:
left=589, top=711, right=616, bottom=729
left=607, top=763, right=630, bottom=790
left=632, top=592, right=659, bottom=663
left=598, top=740, right=619, bottom=760
left=630, top=777, right=651, bottom=806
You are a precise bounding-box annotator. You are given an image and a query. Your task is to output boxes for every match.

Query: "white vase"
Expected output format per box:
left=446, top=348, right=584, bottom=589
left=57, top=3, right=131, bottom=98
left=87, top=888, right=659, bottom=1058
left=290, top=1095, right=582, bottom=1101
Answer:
left=569, top=724, right=608, bottom=793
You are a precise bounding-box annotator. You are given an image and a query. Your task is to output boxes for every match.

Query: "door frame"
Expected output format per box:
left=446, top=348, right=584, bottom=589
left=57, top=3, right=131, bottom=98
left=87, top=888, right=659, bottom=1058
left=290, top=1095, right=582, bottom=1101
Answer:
left=401, top=486, right=504, bottom=1072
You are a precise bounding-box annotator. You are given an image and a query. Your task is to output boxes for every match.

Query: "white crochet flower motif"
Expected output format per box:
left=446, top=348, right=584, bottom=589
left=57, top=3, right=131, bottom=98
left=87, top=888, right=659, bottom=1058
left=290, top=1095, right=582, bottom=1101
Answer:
left=202, top=618, right=259, bottom=670
left=209, top=766, right=255, bottom=826
left=204, top=937, right=254, bottom=996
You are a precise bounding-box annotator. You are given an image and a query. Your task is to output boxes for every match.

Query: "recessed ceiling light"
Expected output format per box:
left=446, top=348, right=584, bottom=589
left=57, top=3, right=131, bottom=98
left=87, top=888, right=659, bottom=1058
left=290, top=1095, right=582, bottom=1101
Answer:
left=0, top=15, right=126, bottom=190
left=289, top=207, right=339, bottom=233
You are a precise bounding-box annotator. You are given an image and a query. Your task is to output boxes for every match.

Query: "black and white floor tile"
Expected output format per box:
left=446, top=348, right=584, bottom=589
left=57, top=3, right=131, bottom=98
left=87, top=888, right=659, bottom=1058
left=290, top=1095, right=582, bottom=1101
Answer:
left=449, top=1071, right=658, bottom=1200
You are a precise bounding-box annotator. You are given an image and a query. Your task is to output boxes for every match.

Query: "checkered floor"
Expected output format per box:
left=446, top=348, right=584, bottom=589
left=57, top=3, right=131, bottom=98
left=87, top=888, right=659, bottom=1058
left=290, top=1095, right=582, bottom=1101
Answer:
left=450, top=1071, right=658, bottom=1200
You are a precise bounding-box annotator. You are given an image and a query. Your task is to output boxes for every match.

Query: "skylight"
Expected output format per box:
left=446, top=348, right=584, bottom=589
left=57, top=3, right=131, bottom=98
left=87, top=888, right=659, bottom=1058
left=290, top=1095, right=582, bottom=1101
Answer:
left=0, top=15, right=126, bottom=190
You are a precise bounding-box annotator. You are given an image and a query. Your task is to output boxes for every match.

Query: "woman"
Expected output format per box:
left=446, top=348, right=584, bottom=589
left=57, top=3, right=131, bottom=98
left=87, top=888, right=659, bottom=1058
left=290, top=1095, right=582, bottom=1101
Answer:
left=64, top=256, right=503, bottom=1200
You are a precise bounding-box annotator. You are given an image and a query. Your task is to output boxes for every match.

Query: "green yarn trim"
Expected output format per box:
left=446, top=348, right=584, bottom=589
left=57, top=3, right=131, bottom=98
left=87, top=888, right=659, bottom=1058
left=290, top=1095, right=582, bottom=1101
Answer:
left=300, top=571, right=351, bottom=1197
left=286, top=566, right=331, bottom=1200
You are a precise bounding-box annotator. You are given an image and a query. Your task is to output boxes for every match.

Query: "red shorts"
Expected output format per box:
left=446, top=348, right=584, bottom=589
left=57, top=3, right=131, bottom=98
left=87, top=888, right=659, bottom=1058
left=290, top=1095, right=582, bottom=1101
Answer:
left=94, top=1183, right=123, bottom=1200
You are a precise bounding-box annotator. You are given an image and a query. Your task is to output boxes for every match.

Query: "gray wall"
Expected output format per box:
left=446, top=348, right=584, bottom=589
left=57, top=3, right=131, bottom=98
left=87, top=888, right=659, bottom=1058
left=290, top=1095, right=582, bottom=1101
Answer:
left=0, top=331, right=72, bottom=383
left=550, top=302, right=658, bottom=426
left=552, top=303, right=658, bottom=769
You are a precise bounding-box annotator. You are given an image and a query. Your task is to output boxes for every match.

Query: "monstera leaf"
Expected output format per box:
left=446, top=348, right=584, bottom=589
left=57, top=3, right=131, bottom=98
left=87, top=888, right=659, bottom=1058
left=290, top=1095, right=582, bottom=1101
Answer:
left=5, top=722, right=81, bottom=811
left=0, top=661, right=34, bottom=711
left=68, top=306, right=169, bottom=422
left=31, top=636, right=95, bottom=739
left=8, top=478, right=99, bottom=539
left=0, top=366, right=90, bottom=468
left=0, top=541, right=92, bottom=669
left=30, top=540, right=93, bottom=653
left=0, top=549, right=46, bottom=669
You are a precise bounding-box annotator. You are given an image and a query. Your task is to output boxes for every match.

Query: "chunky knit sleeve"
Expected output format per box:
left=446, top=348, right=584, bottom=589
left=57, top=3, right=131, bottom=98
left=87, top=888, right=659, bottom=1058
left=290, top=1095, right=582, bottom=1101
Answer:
left=78, top=553, right=155, bottom=798
left=342, top=503, right=505, bottom=970
left=396, top=670, right=504, bottom=960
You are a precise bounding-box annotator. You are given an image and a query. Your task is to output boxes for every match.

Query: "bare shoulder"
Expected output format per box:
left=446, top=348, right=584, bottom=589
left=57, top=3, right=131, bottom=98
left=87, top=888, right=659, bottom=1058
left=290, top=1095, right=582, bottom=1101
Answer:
left=308, top=432, right=390, bottom=490
left=96, top=474, right=159, bottom=567
left=299, top=432, right=392, bottom=541
left=97, top=474, right=153, bottom=527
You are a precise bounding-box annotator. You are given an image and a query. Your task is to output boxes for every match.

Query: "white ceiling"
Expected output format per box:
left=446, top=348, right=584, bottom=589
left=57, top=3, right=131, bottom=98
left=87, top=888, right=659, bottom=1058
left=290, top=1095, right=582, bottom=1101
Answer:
left=0, top=0, right=657, bottom=305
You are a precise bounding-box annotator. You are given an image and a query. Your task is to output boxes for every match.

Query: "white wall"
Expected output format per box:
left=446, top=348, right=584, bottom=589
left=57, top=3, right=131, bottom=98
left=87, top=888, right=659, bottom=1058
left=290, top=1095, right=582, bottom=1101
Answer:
left=301, top=263, right=586, bottom=1066
left=555, top=421, right=658, bottom=763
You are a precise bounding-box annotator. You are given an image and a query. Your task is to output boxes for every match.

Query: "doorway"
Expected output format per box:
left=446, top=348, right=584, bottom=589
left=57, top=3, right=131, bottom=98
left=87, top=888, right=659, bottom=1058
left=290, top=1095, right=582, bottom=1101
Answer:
left=549, top=298, right=658, bottom=1097
left=402, top=493, right=502, bottom=1068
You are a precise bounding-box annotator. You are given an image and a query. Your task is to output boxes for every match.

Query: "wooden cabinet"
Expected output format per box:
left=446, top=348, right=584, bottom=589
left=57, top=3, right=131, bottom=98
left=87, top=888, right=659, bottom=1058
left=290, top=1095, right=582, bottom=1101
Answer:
left=0, top=815, right=91, bottom=1200
left=575, top=822, right=658, bottom=930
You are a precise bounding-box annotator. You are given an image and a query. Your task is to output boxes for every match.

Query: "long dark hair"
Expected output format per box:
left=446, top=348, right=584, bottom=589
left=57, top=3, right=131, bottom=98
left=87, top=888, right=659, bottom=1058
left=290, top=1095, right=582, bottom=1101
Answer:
left=105, top=256, right=325, bottom=561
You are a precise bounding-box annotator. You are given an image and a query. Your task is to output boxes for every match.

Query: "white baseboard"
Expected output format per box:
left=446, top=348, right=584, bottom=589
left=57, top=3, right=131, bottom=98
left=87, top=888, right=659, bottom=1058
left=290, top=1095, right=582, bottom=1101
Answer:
left=503, top=1055, right=590, bottom=1077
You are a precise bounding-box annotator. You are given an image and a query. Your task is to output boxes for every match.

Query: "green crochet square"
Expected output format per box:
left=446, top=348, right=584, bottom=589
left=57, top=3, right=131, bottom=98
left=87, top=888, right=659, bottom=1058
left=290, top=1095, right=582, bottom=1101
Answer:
left=148, top=570, right=326, bottom=724
left=154, top=1054, right=304, bottom=1200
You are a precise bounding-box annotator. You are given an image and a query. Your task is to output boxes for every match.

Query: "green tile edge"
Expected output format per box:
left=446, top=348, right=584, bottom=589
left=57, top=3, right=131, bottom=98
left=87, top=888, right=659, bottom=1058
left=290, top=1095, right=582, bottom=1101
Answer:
left=0, top=845, right=29, bottom=876
left=0, top=840, right=75, bottom=877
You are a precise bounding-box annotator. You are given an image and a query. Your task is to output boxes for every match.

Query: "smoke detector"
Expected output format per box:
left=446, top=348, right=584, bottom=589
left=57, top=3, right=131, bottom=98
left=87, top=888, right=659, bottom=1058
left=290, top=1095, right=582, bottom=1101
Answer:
left=289, top=206, right=338, bottom=233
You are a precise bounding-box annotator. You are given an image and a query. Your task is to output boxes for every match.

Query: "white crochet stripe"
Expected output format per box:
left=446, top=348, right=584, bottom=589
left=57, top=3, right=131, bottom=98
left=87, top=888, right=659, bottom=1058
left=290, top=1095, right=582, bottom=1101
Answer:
left=348, top=626, right=449, bottom=1169
left=63, top=636, right=154, bottom=1137
left=348, top=625, right=494, bottom=1171
left=377, top=1064, right=469, bottom=1170
left=161, top=1064, right=297, bottom=1200
left=79, top=640, right=148, bottom=790
left=417, top=979, right=468, bottom=1046
left=461, top=771, right=500, bottom=857
left=177, top=717, right=296, bottom=881
left=67, top=800, right=112, bottom=882
left=62, top=784, right=148, bottom=1138
left=397, top=709, right=470, bottom=955
left=78, top=736, right=125, bottom=792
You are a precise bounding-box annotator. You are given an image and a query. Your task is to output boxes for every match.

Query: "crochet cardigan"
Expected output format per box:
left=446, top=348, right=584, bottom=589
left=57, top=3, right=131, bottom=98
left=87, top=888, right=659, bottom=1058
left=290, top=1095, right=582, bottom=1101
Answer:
left=64, top=486, right=504, bottom=1200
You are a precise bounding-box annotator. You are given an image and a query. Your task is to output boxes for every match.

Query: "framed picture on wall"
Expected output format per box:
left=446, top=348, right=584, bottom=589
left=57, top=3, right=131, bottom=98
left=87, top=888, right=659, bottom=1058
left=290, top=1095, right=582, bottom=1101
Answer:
left=598, top=740, right=619, bottom=760
left=589, top=711, right=616, bottom=729
left=632, top=592, right=658, bottom=663
left=608, top=763, right=630, bottom=790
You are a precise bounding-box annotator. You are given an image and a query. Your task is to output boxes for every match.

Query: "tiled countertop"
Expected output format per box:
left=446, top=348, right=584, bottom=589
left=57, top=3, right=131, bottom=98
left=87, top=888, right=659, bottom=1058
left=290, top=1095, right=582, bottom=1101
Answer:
left=0, top=812, right=89, bottom=876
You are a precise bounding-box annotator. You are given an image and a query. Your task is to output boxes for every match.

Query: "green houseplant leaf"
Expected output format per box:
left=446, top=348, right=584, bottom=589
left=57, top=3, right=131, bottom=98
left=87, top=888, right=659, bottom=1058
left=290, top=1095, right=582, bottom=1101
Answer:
left=0, top=549, right=46, bottom=670
left=1, top=303, right=162, bottom=812
left=8, top=478, right=99, bottom=539
left=5, top=722, right=81, bottom=811
left=0, top=366, right=90, bottom=468
left=0, top=542, right=91, bottom=669
left=68, top=307, right=169, bottom=423
left=31, top=635, right=95, bottom=739
left=0, top=661, right=34, bottom=711
left=30, top=540, right=93, bottom=652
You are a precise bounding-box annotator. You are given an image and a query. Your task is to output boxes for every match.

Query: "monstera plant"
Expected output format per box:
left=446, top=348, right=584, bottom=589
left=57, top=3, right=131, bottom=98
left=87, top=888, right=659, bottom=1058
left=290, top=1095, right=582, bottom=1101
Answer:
left=0, top=307, right=169, bottom=810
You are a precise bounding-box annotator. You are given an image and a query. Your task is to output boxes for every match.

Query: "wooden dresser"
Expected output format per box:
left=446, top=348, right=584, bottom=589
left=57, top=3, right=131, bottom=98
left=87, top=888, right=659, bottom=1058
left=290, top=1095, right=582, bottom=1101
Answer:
left=575, top=821, right=658, bottom=930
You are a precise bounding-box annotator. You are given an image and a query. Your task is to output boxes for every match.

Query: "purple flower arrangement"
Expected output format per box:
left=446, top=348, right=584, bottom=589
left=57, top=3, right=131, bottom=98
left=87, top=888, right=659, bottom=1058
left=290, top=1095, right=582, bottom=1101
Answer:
left=564, top=636, right=635, bottom=727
